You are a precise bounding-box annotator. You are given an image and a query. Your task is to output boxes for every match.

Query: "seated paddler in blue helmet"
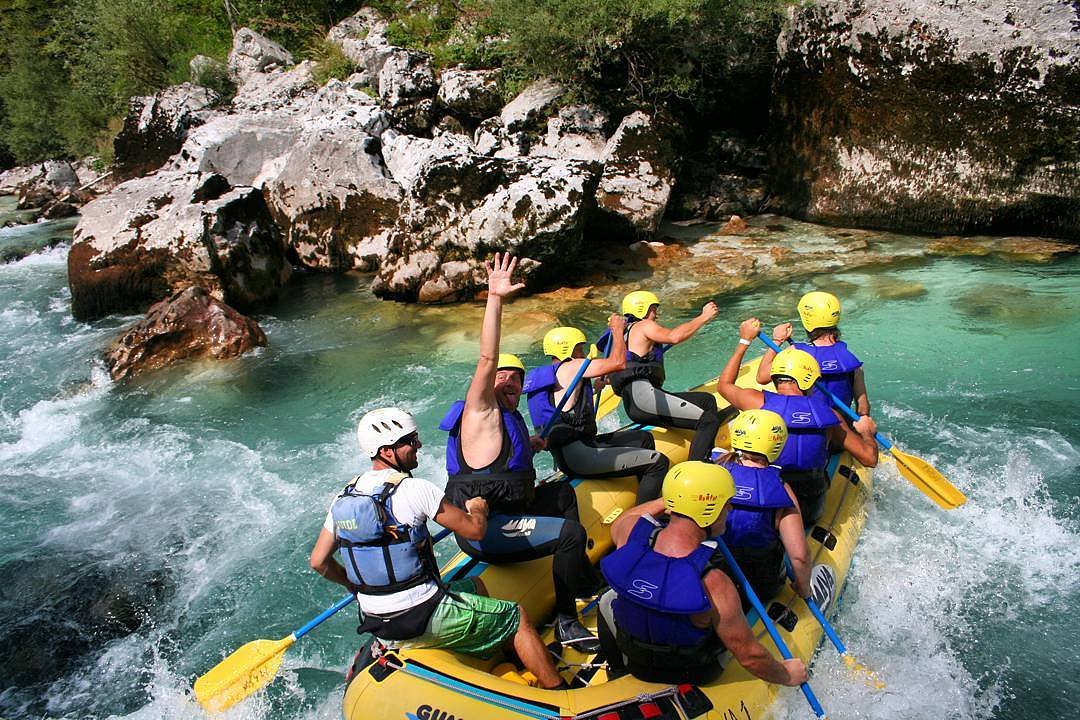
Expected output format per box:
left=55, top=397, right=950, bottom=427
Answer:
left=438, top=253, right=601, bottom=654
left=309, top=407, right=566, bottom=689
left=605, top=290, right=733, bottom=463
left=719, top=318, right=879, bottom=526
left=524, top=319, right=669, bottom=503
left=714, top=409, right=812, bottom=606
left=595, top=461, right=808, bottom=687
left=757, top=291, right=870, bottom=417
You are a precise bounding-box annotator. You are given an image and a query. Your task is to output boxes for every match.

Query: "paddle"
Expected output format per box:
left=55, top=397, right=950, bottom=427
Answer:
left=194, top=593, right=356, bottom=712
left=757, top=333, right=966, bottom=510
left=715, top=538, right=828, bottom=719
left=785, top=566, right=885, bottom=689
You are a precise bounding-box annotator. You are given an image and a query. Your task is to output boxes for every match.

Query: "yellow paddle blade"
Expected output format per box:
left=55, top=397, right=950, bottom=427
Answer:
left=843, top=654, right=886, bottom=689
left=194, top=635, right=295, bottom=713
left=594, top=385, right=620, bottom=421
left=889, top=446, right=967, bottom=510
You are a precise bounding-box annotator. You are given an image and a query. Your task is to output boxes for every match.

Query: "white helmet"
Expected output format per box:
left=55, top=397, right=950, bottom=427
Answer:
left=356, top=407, right=418, bottom=458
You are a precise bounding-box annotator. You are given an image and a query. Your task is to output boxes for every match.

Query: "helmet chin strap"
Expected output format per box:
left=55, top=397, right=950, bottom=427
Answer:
left=375, top=446, right=413, bottom=476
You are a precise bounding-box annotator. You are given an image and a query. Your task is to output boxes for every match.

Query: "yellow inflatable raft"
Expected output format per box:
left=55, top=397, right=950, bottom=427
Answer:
left=342, top=358, right=873, bottom=719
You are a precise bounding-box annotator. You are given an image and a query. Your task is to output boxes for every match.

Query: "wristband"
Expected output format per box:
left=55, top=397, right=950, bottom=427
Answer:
left=738, top=338, right=752, bottom=346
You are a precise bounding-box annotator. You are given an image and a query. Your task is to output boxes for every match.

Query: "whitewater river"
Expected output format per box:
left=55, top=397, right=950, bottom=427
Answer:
left=1, top=211, right=1077, bottom=720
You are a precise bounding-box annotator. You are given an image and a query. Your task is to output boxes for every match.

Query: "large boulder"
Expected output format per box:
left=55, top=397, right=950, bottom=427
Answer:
left=378, top=49, right=437, bottom=107
left=264, top=81, right=402, bottom=271
left=501, top=79, right=564, bottom=133
left=593, top=111, right=680, bottom=240
left=0, top=164, right=42, bottom=196
left=438, top=67, right=502, bottom=120
left=770, top=0, right=1080, bottom=238
left=326, top=8, right=396, bottom=86
left=372, top=141, right=601, bottom=302
left=15, top=161, right=80, bottom=210
left=68, top=171, right=290, bottom=321
left=230, top=60, right=318, bottom=113
left=531, top=105, right=611, bottom=162
left=113, top=83, right=220, bottom=180
left=104, top=286, right=267, bottom=381
left=228, top=27, right=293, bottom=82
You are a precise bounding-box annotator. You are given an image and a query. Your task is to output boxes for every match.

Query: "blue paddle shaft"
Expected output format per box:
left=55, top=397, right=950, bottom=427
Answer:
left=757, top=332, right=893, bottom=451
left=716, top=538, right=827, bottom=718
left=785, top=564, right=848, bottom=656
left=294, top=594, right=356, bottom=640
left=539, top=357, right=593, bottom=438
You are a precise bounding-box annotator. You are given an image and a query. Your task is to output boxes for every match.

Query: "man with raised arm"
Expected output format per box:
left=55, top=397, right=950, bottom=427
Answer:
left=606, top=290, right=730, bottom=463
left=310, top=407, right=565, bottom=688
left=718, top=318, right=879, bottom=525
left=439, top=253, right=601, bottom=653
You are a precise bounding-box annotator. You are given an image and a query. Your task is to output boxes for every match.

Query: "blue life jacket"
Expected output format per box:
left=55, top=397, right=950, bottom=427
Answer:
left=439, top=400, right=537, bottom=511
left=761, top=391, right=840, bottom=473
left=524, top=361, right=597, bottom=448
left=330, top=473, right=439, bottom=596
left=607, top=320, right=669, bottom=395
left=601, top=517, right=727, bottom=665
left=722, top=463, right=794, bottom=549
left=793, top=341, right=862, bottom=408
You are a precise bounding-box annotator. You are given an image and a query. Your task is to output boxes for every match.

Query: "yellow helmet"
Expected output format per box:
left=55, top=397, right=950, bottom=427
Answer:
left=730, top=409, right=788, bottom=463
left=797, top=291, right=841, bottom=332
left=543, top=326, right=587, bottom=361
left=662, top=461, right=736, bottom=528
left=497, top=353, right=526, bottom=376
left=770, top=347, right=820, bottom=391
left=621, top=290, right=660, bottom=320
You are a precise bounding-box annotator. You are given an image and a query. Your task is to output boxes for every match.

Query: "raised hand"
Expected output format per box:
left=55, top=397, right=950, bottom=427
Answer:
left=739, top=317, right=762, bottom=341
left=486, top=252, right=526, bottom=299
left=772, top=322, right=793, bottom=344
left=701, top=301, right=719, bottom=321
left=608, top=313, right=626, bottom=334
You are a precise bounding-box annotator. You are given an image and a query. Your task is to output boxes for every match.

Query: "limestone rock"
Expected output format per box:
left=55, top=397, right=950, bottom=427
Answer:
left=437, top=68, right=501, bottom=120
left=718, top=215, right=750, bottom=235
left=501, top=79, right=564, bottom=132
left=770, top=0, right=1080, bottom=238
left=231, top=61, right=317, bottom=113
left=0, top=164, right=42, bottom=196
left=372, top=143, right=601, bottom=301
left=104, top=286, right=267, bottom=381
left=113, top=83, right=219, bottom=180
left=593, top=111, right=680, bottom=240
left=326, top=8, right=395, bottom=87
left=474, top=117, right=530, bottom=158
left=670, top=130, right=768, bottom=220
left=228, top=28, right=293, bottom=81
left=926, top=235, right=1079, bottom=262
left=14, top=161, right=80, bottom=209
left=531, top=105, right=611, bottom=162
left=68, top=171, right=290, bottom=320
left=378, top=49, right=437, bottom=107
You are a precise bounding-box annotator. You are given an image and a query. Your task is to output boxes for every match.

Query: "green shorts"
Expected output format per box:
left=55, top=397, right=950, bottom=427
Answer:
left=398, top=579, right=520, bottom=658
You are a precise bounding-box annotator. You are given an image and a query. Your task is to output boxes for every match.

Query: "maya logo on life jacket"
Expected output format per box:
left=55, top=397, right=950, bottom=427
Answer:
left=789, top=411, right=813, bottom=425
left=627, top=578, right=659, bottom=600
left=733, top=485, right=753, bottom=501
left=501, top=518, right=536, bottom=538
left=408, top=705, right=465, bottom=720
left=820, top=360, right=839, bottom=371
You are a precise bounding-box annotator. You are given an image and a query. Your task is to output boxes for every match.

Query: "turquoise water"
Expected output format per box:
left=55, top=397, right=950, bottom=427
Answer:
left=0, top=217, right=1077, bottom=719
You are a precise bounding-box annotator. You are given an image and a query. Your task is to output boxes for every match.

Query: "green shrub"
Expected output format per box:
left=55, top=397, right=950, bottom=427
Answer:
left=308, top=36, right=358, bottom=86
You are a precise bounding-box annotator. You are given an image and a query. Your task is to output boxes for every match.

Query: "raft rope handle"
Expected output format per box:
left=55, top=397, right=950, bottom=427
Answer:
left=382, top=657, right=561, bottom=720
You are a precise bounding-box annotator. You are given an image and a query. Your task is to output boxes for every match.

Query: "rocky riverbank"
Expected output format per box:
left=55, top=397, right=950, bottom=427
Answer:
left=0, top=2, right=1074, bottom=379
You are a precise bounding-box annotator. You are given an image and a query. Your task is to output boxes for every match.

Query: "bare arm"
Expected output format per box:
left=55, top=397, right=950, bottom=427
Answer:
left=717, top=318, right=766, bottom=412
left=310, top=528, right=352, bottom=589
left=705, top=570, right=807, bottom=686
left=640, top=301, right=718, bottom=346
left=583, top=313, right=627, bottom=378
left=831, top=413, right=879, bottom=467
left=756, top=323, right=793, bottom=385
left=433, top=496, right=489, bottom=541
left=461, top=254, right=525, bottom=465
left=853, top=367, right=870, bottom=417
left=777, top=485, right=810, bottom=598
left=610, top=498, right=666, bottom=548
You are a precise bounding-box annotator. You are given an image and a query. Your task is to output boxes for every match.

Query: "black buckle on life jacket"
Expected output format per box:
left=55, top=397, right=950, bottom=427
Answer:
left=810, top=525, right=837, bottom=551
left=838, top=464, right=860, bottom=485
left=674, top=684, right=714, bottom=719
left=767, top=602, right=798, bottom=633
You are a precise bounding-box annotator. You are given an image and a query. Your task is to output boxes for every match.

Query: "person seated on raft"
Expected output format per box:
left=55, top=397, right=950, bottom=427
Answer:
left=309, top=407, right=567, bottom=690
left=714, top=409, right=811, bottom=606
left=595, top=461, right=809, bottom=687
left=524, top=320, right=670, bottom=503
left=438, top=253, right=601, bottom=654
left=718, top=318, right=879, bottom=526
left=756, top=291, right=870, bottom=417
left=606, top=290, right=731, bottom=463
